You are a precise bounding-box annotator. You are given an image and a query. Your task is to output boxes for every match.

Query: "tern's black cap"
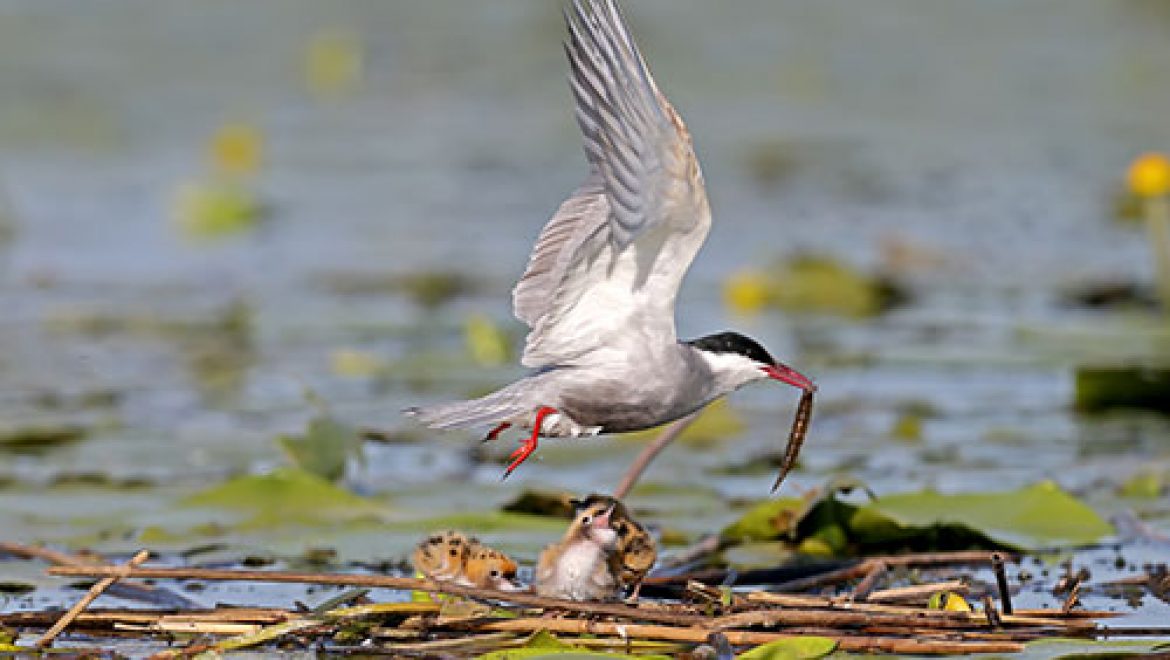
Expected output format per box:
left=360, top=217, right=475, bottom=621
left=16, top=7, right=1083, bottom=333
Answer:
left=687, top=331, right=776, bottom=366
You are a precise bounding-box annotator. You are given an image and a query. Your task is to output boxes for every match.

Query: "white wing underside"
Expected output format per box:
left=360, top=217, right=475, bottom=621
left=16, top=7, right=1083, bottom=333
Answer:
left=511, top=0, right=712, bottom=369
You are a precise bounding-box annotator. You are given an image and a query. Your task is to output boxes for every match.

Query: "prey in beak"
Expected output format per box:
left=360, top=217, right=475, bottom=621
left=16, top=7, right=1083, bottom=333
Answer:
left=761, top=363, right=817, bottom=493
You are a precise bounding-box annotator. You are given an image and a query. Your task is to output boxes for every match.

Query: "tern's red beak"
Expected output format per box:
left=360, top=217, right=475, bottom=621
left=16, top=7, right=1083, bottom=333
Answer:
left=763, top=364, right=817, bottom=393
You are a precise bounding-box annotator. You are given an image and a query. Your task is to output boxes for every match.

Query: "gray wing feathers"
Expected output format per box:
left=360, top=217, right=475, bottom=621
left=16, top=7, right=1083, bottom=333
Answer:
left=512, top=177, right=608, bottom=327
left=564, top=0, right=671, bottom=248
left=510, top=0, right=711, bottom=368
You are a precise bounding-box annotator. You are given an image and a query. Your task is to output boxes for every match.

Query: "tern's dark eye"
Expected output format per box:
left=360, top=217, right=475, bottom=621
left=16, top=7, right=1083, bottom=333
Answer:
left=581, top=515, right=591, bottom=526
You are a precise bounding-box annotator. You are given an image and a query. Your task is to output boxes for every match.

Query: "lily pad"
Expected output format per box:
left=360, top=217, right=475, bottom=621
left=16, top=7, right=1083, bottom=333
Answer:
left=722, top=482, right=1111, bottom=555
left=277, top=415, right=364, bottom=483
left=182, top=467, right=388, bottom=528
left=736, top=636, right=837, bottom=660
left=859, top=481, right=1113, bottom=551
left=1075, top=365, right=1170, bottom=414
left=476, top=630, right=670, bottom=660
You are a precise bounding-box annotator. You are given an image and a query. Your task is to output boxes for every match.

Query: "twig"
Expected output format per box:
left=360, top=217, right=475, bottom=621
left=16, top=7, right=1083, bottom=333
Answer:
left=0, top=541, right=96, bottom=566
left=865, top=580, right=968, bottom=604
left=773, top=551, right=1009, bottom=592
left=37, top=549, right=151, bottom=648
left=46, top=566, right=708, bottom=627
left=1062, top=581, right=1082, bottom=614
left=1, top=540, right=194, bottom=608
left=614, top=413, right=697, bottom=499
left=850, top=560, right=887, bottom=602
left=982, top=595, right=1001, bottom=629
left=991, top=552, right=1013, bottom=614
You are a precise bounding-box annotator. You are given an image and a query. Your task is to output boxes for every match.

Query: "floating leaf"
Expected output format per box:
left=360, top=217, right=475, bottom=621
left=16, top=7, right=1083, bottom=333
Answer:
left=736, top=636, right=837, bottom=660
left=465, top=314, right=512, bottom=367
left=723, top=481, right=1111, bottom=555
left=0, top=424, right=86, bottom=455
left=1117, top=471, right=1165, bottom=498
left=385, top=511, right=565, bottom=535
left=1018, top=639, right=1167, bottom=660
left=859, top=481, right=1113, bottom=550
left=173, top=180, right=263, bottom=241
left=330, top=348, right=390, bottom=378
left=721, top=496, right=806, bottom=543
left=1075, top=365, right=1170, bottom=414
left=767, top=255, right=905, bottom=318
left=277, top=415, right=364, bottom=483
left=182, top=468, right=387, bottom=528
left=476, top=629, right=669, bottom=660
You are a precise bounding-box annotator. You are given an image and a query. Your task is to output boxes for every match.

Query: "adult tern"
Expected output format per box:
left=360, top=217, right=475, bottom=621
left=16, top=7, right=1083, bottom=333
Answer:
left=408, top=0, right=816, bottom=489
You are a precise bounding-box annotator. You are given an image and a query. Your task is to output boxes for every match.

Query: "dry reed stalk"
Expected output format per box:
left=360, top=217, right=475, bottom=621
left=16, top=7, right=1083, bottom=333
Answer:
left=37, top=549, right=151, bottom=648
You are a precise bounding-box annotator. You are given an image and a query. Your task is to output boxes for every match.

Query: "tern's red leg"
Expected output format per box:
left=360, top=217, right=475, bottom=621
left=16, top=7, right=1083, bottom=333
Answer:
left=482, top=422, right=511, bottom=443
left=502, top=406, right=556, bottom=480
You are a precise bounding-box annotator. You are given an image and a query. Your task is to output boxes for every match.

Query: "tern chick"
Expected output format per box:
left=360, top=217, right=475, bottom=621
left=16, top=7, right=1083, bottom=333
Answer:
left=411, top=531, right=520, bottom=592
left=574, top=494, right=656, bottom=600
left=535, top=499, right=621, bottom=601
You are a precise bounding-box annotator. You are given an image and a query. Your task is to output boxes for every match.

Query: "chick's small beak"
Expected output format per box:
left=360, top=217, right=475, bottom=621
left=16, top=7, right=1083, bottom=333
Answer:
left=763, top=364, right=816, bottom=393
left=591, top=504, right=615, bottom=530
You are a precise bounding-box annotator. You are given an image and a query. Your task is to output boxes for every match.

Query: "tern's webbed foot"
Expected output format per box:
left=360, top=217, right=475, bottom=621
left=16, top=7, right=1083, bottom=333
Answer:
left=501, top=406, right=557, bottom=479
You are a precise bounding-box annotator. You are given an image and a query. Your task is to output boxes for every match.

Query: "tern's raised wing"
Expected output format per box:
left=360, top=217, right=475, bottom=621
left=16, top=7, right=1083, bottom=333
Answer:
left=511, top=0, right=711, bottom=368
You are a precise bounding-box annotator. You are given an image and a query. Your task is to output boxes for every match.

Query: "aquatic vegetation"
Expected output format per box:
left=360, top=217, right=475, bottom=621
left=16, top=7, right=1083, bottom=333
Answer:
left=464, top=313, right=513, bottom=367
left=722, top=481, right=1111, bottom=555
left=1074, top=365, right=1170, bottom=413
left=208, top=122, right=263, bottom=180
left=172, top=180, right=264, bottom=241
left=305, top=28, right=364, bottom=100
left=723, top=255, right=906, bottom=318
left=277, top=414, right=364, bottom=483
left=1127, top=152, right=1170, bottom=312
left=182, top=467, right=388, bottom=528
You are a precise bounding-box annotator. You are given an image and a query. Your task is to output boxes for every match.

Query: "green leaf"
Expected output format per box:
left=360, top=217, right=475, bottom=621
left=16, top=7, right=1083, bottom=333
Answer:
left=277, top=415, right=364, bottom=482
left=475, top=630, right=672, bottom=659
left=181, top=467, right=387, bottom=528
left=1017, top=638, right=1168, bottom=659
left=737, top=636, right=837, bottom=659
left=859, top=481, right=1113, bottom=550
left=721, top=497, right=806, bottom=542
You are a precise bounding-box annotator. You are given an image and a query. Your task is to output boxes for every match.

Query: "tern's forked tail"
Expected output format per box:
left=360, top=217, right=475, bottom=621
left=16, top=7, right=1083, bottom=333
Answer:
left=405, top=385, right=528, bottom=431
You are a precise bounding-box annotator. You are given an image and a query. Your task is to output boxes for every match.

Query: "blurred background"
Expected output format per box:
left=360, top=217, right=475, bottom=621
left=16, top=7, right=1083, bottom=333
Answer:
left=1, top=0, right=1169, bottom=581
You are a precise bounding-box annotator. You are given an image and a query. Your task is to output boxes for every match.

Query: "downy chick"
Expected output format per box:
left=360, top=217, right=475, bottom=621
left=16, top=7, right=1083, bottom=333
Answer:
left=535, top=500, right=620, bottom=601
left=576, top=494, right=657, bottom=599
left=411, top=531, right=520, bottom=591
left=462, top=544, right=521, bottom=592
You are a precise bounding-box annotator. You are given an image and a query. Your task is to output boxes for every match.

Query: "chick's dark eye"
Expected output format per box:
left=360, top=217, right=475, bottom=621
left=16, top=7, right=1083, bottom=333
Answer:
left=490, top=569, right=500, bottom=578
left=581, top=516, right=591, bottom=525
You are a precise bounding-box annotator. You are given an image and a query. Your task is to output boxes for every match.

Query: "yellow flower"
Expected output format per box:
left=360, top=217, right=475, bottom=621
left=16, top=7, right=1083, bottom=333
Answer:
left=1128, top=152, right=1170, bottom=199
left=209, top=122, right=263, bottom=179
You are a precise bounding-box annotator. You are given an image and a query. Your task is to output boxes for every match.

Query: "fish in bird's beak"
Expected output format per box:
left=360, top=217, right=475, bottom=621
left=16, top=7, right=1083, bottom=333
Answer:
left=762, top=363, right=816, bottom=392
left=762, top=363, right=816, bottom=494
